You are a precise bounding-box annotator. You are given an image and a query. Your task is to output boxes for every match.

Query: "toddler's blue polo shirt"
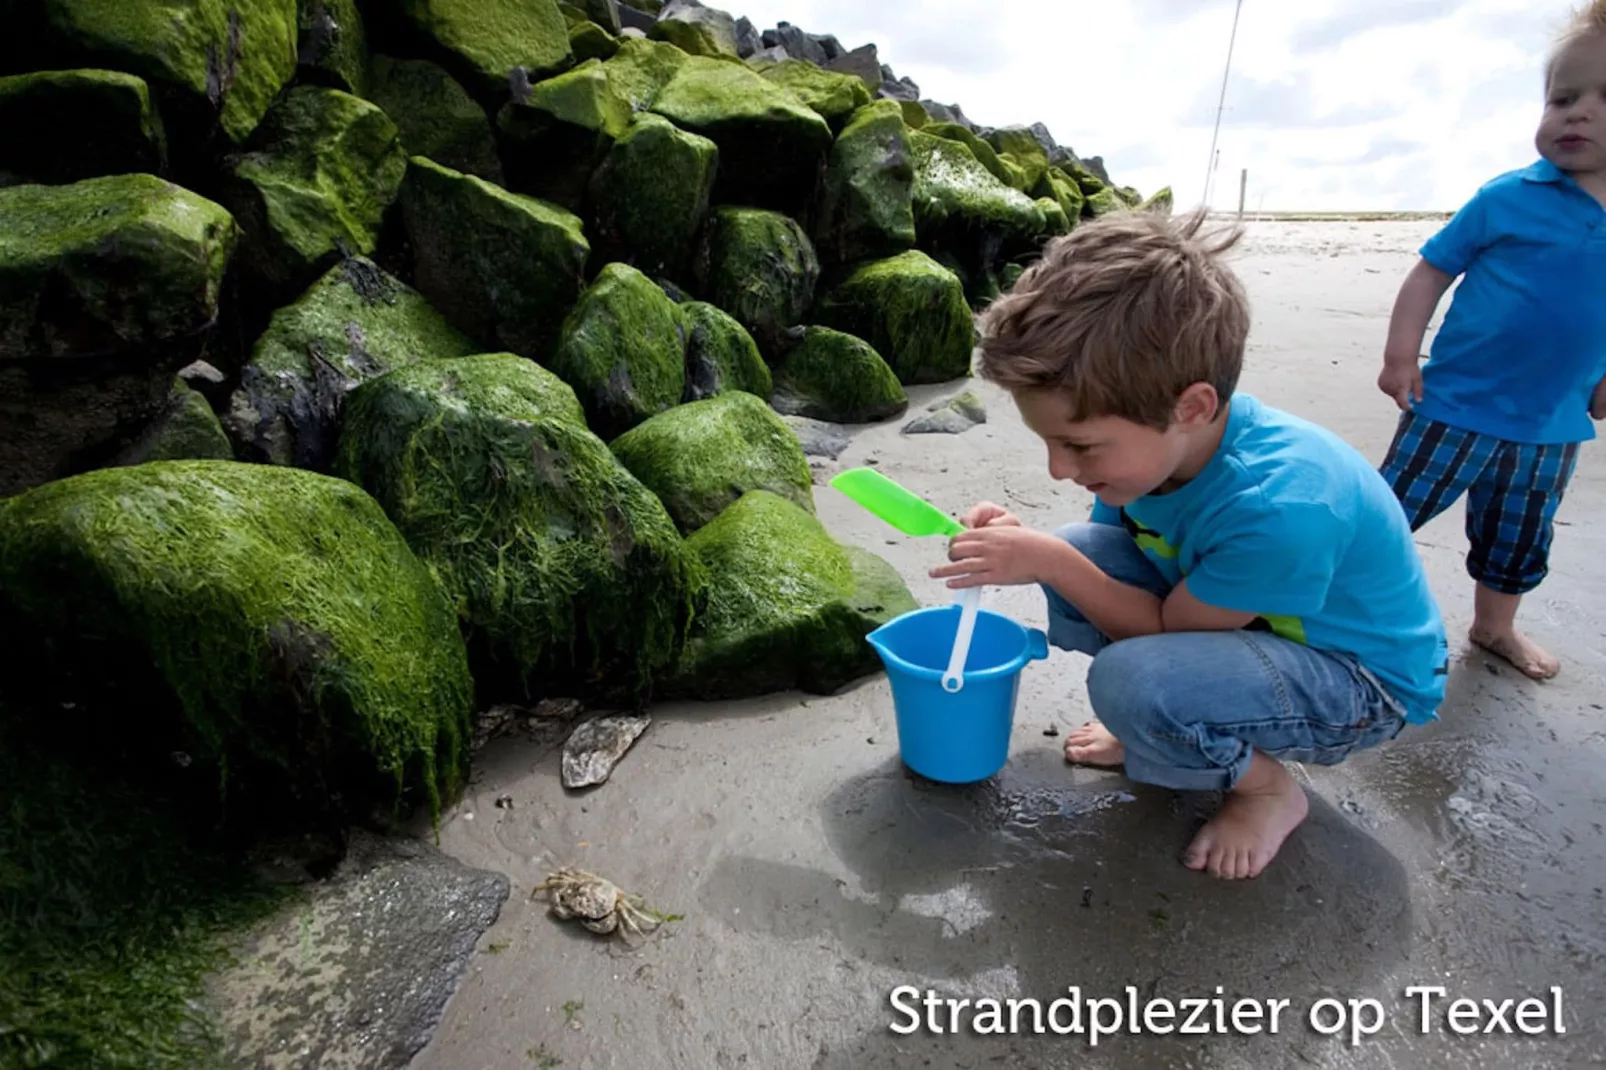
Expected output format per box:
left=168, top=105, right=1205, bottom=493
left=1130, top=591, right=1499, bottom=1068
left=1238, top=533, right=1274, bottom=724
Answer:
left=1414, top=159, right=1606, bottom=444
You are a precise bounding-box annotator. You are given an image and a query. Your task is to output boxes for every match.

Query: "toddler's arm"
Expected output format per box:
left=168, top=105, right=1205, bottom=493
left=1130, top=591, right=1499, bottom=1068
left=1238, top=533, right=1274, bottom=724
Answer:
left=1378, top=259, right=1454, bottom=409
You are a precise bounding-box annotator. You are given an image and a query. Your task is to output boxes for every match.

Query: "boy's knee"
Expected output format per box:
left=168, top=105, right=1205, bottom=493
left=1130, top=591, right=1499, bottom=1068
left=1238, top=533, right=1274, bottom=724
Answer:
left=1087, top=638, right=1172, bottom=734
left=1053, top=520, right=1128, bottom=556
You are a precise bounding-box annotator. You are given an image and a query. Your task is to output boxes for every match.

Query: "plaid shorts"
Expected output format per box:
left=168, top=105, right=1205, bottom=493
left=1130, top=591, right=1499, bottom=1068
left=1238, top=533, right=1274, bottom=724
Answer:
left=1380, top=410, right=1580, bottom=594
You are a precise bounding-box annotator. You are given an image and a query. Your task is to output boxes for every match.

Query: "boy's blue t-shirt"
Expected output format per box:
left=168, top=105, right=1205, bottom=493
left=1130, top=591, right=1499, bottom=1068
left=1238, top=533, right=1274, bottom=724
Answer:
left=1090, top=393, right=1449, bottom=724
left=1412, top=158, right=1606, bottom=445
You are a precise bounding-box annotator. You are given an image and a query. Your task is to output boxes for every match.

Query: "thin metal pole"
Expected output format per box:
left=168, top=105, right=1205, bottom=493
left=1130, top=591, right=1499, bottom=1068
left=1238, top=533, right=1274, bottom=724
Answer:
left=1203, top=0, right=1245, bottom=211
left=1238, top=168, right=1248, bottom=217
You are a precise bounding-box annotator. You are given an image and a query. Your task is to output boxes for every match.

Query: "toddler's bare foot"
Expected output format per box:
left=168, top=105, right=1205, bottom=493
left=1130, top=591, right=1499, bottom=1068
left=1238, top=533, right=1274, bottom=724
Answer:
left=1184, top=753, right=1308, bottom=880
left=1469, top=625, right=1559, bottom=680
left=1063, top=720, right=1124, bottom=767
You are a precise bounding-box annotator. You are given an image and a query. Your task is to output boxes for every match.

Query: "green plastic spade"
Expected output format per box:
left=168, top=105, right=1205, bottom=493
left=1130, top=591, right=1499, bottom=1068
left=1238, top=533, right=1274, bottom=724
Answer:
left=829, top=467, right=980, bottom=693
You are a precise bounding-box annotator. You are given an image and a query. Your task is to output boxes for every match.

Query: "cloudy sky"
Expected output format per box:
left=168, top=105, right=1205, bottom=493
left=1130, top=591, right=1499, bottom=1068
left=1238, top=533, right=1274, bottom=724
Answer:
left=727, top=0, right=1577, bottom=212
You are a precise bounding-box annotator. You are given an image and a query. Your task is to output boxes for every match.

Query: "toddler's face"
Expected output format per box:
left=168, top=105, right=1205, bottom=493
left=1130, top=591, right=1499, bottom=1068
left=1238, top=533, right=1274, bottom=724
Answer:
left=1011, top=388, right=1201, bottom=509
left=1540, top=33, right=1606, bottom=174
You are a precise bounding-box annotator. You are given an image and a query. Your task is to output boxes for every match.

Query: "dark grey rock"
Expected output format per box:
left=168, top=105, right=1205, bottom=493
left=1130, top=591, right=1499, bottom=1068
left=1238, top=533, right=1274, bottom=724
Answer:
left=1029, top=121, right=1058, bottom=156
left=749, top=44, right=790, bottom=63
left=877, top=79, right=918, bottom=102
left=772, top=22, right=827, bottom=65
left=902, top=389, right=986, bottom=435
left=781, top=414, right=853, bottom=459
left=581, top=0, right=622, bottom=34
left=1049, top=144, right=1082, bottom=170
left=825, top=43, right=880, bottom=90
left=1083, top=155, right=1112, bottom=185
left=178, top=359, right=230, bottom=405
left=734, top=16, right=761, bottom=57
left=208, top=830, right=509, bottom=1070
left=617, top=3, right=656, bottom=31
left=897, top=75, right=920, bottom=97
left=921, top=101, right=976, bottom=130
left=812, top=33, right=844, bottom=60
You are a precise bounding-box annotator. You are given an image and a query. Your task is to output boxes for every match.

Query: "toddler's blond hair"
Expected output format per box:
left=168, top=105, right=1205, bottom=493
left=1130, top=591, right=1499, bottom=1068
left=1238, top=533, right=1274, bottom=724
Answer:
left=1548, top=0, right=1606, bottom=89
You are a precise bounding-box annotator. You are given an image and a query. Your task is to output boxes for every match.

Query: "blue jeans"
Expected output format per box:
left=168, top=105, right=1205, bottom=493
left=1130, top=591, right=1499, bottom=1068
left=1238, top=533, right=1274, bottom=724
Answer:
left=1044, top=523, right=1407, bottom=793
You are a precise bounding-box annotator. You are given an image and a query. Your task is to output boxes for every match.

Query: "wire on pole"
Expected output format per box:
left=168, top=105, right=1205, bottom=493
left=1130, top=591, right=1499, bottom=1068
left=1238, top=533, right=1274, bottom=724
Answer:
left=1203, top=0, right=1245, bottom=210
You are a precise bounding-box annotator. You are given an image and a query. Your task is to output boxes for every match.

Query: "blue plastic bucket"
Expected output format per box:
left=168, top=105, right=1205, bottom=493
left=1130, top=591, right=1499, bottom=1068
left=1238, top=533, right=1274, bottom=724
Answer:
left=866, top=604, right=1050, bottom=784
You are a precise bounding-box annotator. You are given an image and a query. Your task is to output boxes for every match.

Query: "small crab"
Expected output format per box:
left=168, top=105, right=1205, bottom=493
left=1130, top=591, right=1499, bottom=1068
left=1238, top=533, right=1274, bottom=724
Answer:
left=534, top=867, right=664, bottom=938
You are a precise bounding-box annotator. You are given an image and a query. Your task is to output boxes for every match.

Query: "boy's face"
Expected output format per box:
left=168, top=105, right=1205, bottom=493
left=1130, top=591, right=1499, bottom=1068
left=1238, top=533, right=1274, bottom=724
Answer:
left=1540, top=33, right=1606, bottom=175
left=1012, top=387, right=1210, bottom=508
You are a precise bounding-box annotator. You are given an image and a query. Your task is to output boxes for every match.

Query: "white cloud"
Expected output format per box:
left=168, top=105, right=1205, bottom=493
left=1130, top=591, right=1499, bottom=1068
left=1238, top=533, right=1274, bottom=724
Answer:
left=722, top=0, right=1580, bottom=210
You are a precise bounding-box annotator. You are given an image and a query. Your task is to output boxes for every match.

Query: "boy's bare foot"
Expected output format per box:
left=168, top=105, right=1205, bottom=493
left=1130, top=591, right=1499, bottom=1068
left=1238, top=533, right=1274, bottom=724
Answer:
left=1184, top=752, right=1309, bottom=880
left=1469, top=625, right=1560, bottom=680
left=1063, top=720, right=1124, bottom=767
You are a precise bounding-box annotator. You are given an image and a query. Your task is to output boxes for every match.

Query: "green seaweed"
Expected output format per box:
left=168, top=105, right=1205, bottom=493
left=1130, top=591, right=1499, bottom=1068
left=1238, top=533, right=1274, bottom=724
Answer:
left=694, top=206, right=820, bottom=357
left=648, top=7, right=739, bottom=57
left=985, top=127, right=1049, bottom=190
left=598, top=37, right=688, bottom=112
left=1034, top=166, right=1085, bottom=227
left=609, top=391, right=812, bottom=534
left=750, top=58, right=872, bottom=129
left=115, top=379, right=234, bottom=465
left=770, top=325, right=908, bottom=424
left=898, top=99, right=929, bottom=128
left=814, top=250, right=975, bottom=385
left=1036, top=195, right=1071, bottom=237
left=498, top=58, right=633, bottom=208
left=588, top=112, right=718, bottom=283
left=0, top=69, right=166, bottom=185
left=569, top=19, right=620, bottom=62
left=923, top=121, right=1017, bottom=189
left=296, top=0, right=369, bottom=96
left=334, top=354, right=706, bottom=697
left=1084, top=187, right=1123, bottom=218
left=909, top=128, right=1045, bottom=242
left=815, top=99, right=916, bottom=264
left=399, top=0, right=574, bottom=96
left=1141, top=186, right=1174, bottom=214
left=679, top=300, right=772, bottom=402
left=367, top=55, right=503, bottom=182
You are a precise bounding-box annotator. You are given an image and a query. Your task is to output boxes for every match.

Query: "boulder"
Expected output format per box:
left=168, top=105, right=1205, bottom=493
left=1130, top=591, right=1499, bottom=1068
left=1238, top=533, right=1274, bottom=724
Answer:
left=815, top=99, right=916, bottom=264
left=909, top=129, right=1046, bottom=278
left=1142, top=186, right=1174, bottom=214
left=920, top=100, right=975, bottom=130
left=902, top=388, right=986, bottom=435
left=648, top=55, right=832, bottom=215
left=679, top=300, right=771, bottom=402
left=1082, top=155, right=1113, bottom=186
left=650, top=0, right=739, bottom=57
left=766, top=22, right=827, bottom=65
left=1036, top=196, right=1071, bottom=237
left=877, top=78, right=919, bottom=103
left=662, top=490, right=916, bottom=699
left=1067, top=160, right=1107, bottom=196
left=570, top=19, right=622, bottom=62
left=770, top=326, right=908, bottom=424
left=223, top=257, right=478, bottom=469
left=617, top=3, right=657, bottom=31
left=398, top=155, right=590, bottom=360
left=814, top=250, right=975, bottom=386
left=598, top=36, right=688, bottom=111
left=109, top=378, right=234, bottom=465
left=1084, top=187, right=1123, bottom=218
left=693, top=206, right=820, bottom=358
left=497, top=58, right=632, bottom=209
left=733, top=15, right=761, bottom=56
left=9, top=0, right=299, bottom=147
left=824, top=43, right=881, bottom=91
left=897, top=99, right=929, bottom=128
left=367, top=56, right=504, bottom=183
left=0, top=70, right=165, bottom=186
left=220, top=87, right=408, bottom=292
left=398, top=0, right=573, bottom=98
left=548, top=262, right=687, bottom=439
left=296, top=0, right=369, bottom=96
left=923, top=122, right=1018, bottom=190
left=333, top=354, right=706, bottom=697
left=609, top=390, right=812, bottom=534
left=586, top=113, right=716, bottom=284
left=750, top=58, right=871, bottom=131
left=1117, top=185, right=1144, bottom=208
left=1034, top=165, right=1085, bottom=225
left=579, top=0, right=622, bottom=33
left=0, top=461, right=474, bottom=820
left=985, top=126, right=1050, bottom=190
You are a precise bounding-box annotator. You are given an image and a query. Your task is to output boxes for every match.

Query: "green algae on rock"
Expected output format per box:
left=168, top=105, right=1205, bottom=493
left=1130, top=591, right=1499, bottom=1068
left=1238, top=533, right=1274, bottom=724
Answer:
left=368, top=55, right=504, bottom=182
left=297, top=0, right=369, bottom=95
left=548, top=262, right=688, bottom=440
left=1035, top=165, right=1085, bottom=227
left=815, top=99, right=916, bottom=264
left=111, top=378, right=234, bottom=466
left=12, top=0, right=299, bottom=145
left=588, top=112, right=718, bottom=283
left=814, top=250, right=975, bottom=385
left=985, top=126, right=1050, bottom=191
left=649, top=2, right=739, bottom=57
left=399, top=0, right=574, bottom=97
left=898, top=99, right=929, bottom=128
left=221, top=86, right=408, bottom=289
left=679, top=300, right=771, bottom=402
left=750, top=58, right=872, bottom=130
left=662, top=490, right=917, bottom=699
left=598, top=36, right=688, bottom=112
left=1036, top=196, right=1071, bottom=237
left=1141, top=186, right=1174, bottom=213
left=909, top=129, right=1046, bottom=246
left=770, top=325, right=908, bottom=424
left=333, top=354, right=706, bottom=696
left=1084, top=187, right=1123, bottom=218
left=693, top=206, right=820, bottom=358
left=649, top=55, right=833, bottom=214
left=224, top=256, right=479, bottom=469
left=498, top=58, right=632, bottom=209
left=0, top=173, right=236, bottom=360
left=398, top=155, right=590, bottom=360
left=609, top=390, right=812, bottom=534
left=923, top=121, right=1018, bottom=190
left=578, top=0, right=621, bottom=34
left=0, top=460, right=475, bottom=820
left=0, top=69, right=165, bottom=186
left=570, top=18, right=621, bottom=62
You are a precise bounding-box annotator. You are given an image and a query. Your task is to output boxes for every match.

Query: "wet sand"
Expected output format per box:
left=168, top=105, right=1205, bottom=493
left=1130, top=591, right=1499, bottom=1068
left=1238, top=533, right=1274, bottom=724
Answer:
left=409, top=221, right=1606, bottom=1070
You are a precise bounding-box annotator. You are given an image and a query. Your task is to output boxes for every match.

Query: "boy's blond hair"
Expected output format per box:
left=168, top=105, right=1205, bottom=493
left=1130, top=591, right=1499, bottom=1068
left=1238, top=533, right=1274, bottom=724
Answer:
left=1548, top=0, right=1606, bottom=88
left=975, top=208, right=1250, bottom=431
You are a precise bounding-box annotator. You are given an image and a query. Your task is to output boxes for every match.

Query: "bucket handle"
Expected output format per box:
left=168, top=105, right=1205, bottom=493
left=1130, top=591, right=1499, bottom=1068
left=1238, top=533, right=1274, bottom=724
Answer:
left=1026, top=628, right=1049, bottom=662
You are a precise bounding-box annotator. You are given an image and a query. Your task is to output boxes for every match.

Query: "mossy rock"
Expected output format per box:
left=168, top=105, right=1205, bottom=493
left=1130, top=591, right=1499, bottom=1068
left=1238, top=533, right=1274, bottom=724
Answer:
left=985, top=126, right=1050, bottom=191
left=609, top=390, right=811, bottom=534
left=398, top=155, right=590, bottom=360
left=223, top=257, right=479, bottom=469
left=1036, top=196, right=1071, bottom=237
left=548, top=262, right=687, bottom=439
left=11, top=0, right=299, bottom=147
left=694, top=206, right=820, bottom=358
left=923, top=121, right=1017, bottom=189
left=1117, top=185, right=1143, bottom=208
left=588, top=112, right=717, bottom=284
left=220, top=87, right=408, bottom=291
left=1141, top=186, right=1174, bottom=214
left=1083, top=187, right=1123, bottom=218
left=680, top=300, right=771, bottom=402
left=815, top=250, right=975, bottom=386
left=0, top=173, right=236, bottom=361
left=815, top=99, right=916, bottom=264
left=909, top=129, right=1045, bottom=243
left=498, top=58, right=632, bottom=209
left=0, top=460, right=474, bottom=821
left=0, top=69, right=165, bottom=186
left=649, top=3, right=739, bottom=57
left=579, top=0, right=621, bottom=34
left=598, top=36, right=687, bottom=112
left=898, top=99, right=929, bottom=128
left=751, top=58, right=872, bottom=131
left=570, top=19, right=621, bottom=61
left=1034, top=166, right=1085, bottom=226
left=770, top=326, right=908, bottom=424
left=399, top=0, right=574, bottom=98
left=368, top=55, right=504, bottom=183
left=297, top=0, right=369, bottom=95
left=1066, top=161, right=1107, bottom=196
left=648, top=55, right=833, bottom=215
left=662, top=490, right=917, bottom=699
left=333, top=353, right=706, bottom=697
left=111, top=379, right=234, bottom=466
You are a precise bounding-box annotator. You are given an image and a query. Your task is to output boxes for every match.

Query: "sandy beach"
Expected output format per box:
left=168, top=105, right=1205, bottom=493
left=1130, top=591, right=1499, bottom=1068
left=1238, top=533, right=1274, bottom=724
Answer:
left=407, top=219, right=1606, bottom=1070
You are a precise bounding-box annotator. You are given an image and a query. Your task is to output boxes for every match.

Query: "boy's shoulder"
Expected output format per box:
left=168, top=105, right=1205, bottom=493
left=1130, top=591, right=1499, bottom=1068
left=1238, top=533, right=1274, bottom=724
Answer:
left=1462, top=160, right=1566, bottom=210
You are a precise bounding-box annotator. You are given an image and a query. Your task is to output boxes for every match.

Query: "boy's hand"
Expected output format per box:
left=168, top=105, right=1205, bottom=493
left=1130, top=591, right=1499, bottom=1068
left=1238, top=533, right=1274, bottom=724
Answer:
left=1591, top=376, right=1606, bottom=420
left=960, top=501, right=1021, bottom=529
left=1378, top=354, right=1424, bottom=411
left=931, top=525, right=1062, bottom=588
